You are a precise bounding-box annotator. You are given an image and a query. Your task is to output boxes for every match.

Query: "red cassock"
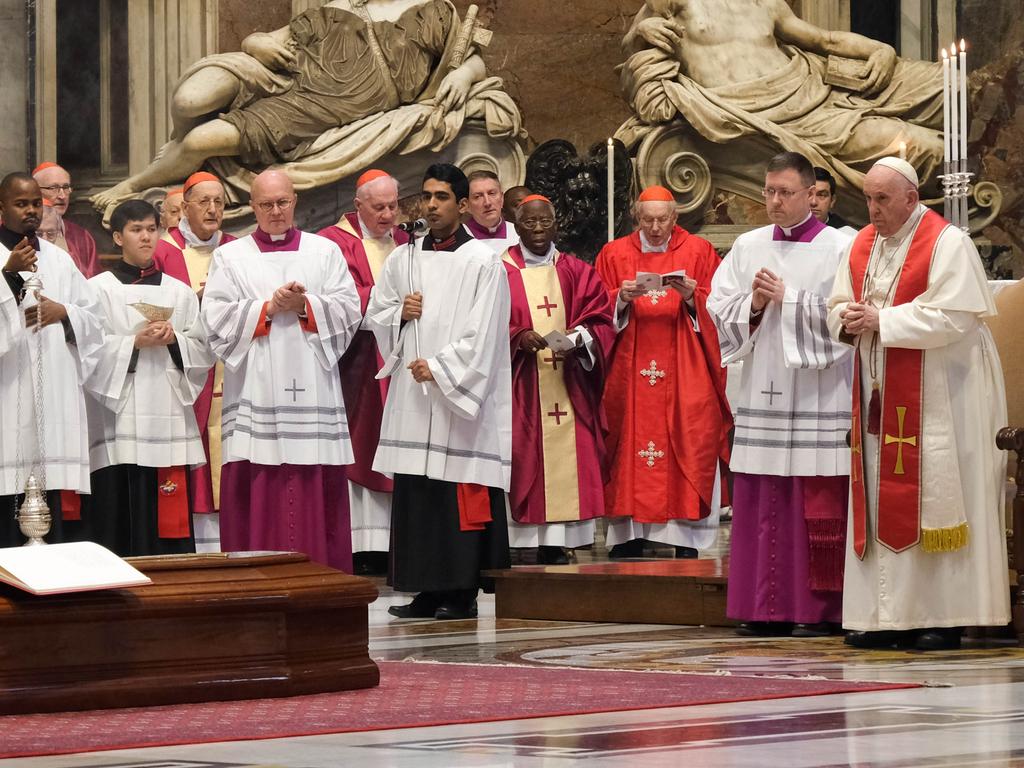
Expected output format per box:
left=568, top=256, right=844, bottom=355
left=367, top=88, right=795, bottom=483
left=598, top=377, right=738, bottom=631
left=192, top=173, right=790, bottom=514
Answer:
left=504, top=247, right=616, bottom=524
left=153, top=226, right=236, bottom=514
left=317, top=213, right=409, bottom=494
left=595, top=227, right=731, bottom=523
left=64, top=220, right=101, bottom=278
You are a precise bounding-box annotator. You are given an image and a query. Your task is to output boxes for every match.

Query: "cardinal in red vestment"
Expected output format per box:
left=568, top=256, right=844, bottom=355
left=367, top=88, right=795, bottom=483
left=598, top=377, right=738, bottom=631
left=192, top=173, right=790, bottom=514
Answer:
left=33, top=162, right=101, bottom=277
left=318, top=169, right=410, bottom=575
left=153, top=171, right=235, bottom=517
left=595, top=186, right=731, bottom=558
left=503, top=195, right=616, bottom=563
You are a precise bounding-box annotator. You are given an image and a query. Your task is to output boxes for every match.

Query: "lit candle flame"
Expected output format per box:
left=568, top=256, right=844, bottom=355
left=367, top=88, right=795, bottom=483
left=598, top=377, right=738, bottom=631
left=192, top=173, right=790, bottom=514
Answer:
left=960, top=39, right=966, bottom=52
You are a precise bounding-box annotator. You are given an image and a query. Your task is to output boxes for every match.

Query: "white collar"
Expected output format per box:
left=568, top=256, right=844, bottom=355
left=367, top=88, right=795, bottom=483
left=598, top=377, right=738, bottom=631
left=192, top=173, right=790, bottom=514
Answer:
left=639, top=231, right=669, bottom=253
left=883, top=204, right=927, bottom=246
left=179, top=216, right=221, bottom=248
left=358, top=214, right=394, bottom=243
left=522, top=242, right=556, bottom=266
left=778, top=212, right=814, bottom=237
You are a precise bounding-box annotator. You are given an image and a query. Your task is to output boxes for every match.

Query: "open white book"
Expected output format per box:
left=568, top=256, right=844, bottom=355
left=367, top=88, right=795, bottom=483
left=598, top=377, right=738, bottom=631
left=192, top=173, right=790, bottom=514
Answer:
left=636, top=269, right=687, bottom=291
left=543, top=329, right=582, bottom=353
left=0, top=541, right=152, bottom=596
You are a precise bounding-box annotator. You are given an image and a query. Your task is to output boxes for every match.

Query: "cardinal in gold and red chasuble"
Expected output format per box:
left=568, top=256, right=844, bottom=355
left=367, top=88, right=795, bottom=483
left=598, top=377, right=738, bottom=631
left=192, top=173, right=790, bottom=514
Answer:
left=595, top=212, right=731, bottom=527
left=503, top=227, right=616, bottom=526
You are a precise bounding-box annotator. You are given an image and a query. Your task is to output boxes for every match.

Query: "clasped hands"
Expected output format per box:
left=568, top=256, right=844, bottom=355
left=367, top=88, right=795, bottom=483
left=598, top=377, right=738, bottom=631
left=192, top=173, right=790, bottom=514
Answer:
left=839, top=302, right=880, bottom=335
left=267, top=281, right=307, bottom=317
left=750, top=268, right=785, bottom=312
left=134, top=320, right=174, bottom=348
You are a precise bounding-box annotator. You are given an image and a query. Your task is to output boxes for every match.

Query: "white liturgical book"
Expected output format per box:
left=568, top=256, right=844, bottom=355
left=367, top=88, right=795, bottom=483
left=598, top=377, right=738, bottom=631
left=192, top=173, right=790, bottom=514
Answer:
left=636, top=270, right=687, bottom=291
left=544, top=330, right=580, bottom=353
left=0, top=541, right=152, bottom=595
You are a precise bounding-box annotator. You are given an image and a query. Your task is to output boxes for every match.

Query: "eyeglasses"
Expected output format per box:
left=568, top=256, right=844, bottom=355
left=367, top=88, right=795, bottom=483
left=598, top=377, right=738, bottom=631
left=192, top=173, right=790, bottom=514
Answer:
left=188, top=196, right=225, bottom=209
left=255, top=198, right=295, bottom=213
left=761, top=186, right=810, bottom=200
left=520, top=217, right=555, bottom=229
left=37, top=229, right=61, bottom=241
left=39, top=184, right=72, bottom=195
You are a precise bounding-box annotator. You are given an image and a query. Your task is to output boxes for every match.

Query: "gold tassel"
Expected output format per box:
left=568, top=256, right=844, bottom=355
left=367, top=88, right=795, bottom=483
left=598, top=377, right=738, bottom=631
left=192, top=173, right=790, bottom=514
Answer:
left=921, top=523, right=970, bottom=553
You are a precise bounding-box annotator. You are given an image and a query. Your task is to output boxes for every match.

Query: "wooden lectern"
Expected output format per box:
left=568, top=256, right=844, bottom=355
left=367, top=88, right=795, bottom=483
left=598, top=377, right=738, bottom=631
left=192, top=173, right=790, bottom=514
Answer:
left=0, top=552, right=379, bottom=715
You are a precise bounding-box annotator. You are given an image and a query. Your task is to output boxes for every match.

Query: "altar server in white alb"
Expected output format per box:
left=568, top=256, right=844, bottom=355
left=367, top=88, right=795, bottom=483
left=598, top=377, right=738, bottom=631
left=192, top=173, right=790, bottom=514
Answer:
left=84, top=201, right=214, bottom=556
left=202, top=170, right=362, bottom=572
left=368, top=163, right=512, bottom=621
left=0, top=172, right=103, bottom=547
left=828, top=157, right=1010, bottom=651
left=708, top=152, right=854, bottom=638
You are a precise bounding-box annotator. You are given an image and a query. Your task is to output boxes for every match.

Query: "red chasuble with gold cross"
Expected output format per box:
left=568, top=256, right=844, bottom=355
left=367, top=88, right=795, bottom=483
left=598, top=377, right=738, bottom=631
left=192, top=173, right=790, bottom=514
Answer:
left=848, top=209, right=948, bottom=558
left=503, top=247, right=616, bottom=525
left=595, top=227, right=731, bottom=523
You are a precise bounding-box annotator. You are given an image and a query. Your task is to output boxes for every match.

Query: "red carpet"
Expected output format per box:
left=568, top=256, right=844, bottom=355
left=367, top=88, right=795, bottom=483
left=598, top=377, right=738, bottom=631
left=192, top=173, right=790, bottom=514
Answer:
left=0, top=661, right=918, bottom=758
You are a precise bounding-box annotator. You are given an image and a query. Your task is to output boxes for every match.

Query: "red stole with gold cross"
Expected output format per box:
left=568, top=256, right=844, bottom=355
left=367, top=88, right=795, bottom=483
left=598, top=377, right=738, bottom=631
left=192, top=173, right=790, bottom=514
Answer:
left=849, top=209, right=948, bottom=558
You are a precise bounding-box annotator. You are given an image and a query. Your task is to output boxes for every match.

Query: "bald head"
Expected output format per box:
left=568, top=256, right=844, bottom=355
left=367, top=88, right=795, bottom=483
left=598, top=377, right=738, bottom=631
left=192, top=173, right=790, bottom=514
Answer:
left=863, top=163, right=919, bottom=237
left=251, top=171, right=296, bottom=235
left=33, top=163, right=72, bottom=215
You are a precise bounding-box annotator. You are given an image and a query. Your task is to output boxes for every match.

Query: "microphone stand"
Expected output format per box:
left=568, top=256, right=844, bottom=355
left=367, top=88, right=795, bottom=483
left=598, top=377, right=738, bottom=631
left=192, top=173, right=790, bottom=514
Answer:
left=406, top=232, right=428, bottom=396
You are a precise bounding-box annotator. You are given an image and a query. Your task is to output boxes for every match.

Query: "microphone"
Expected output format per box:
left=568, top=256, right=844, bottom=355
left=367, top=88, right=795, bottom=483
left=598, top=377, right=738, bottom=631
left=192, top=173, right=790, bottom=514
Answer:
left=397, top=218, right=427, bottom=234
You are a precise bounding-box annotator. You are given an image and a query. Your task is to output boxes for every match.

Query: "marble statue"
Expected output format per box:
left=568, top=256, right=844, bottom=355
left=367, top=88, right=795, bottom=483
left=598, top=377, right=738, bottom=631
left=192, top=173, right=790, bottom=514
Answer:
left=92, top=0, right=524, bottom=216
left=618, top=0, right=947, bottom=222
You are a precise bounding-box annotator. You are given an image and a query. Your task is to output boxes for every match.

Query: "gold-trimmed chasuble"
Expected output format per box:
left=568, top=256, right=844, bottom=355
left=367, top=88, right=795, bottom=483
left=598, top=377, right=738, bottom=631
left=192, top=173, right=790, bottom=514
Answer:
left=509, top=255, right=581, bottom=522
left=338, top=217, right=393, bottom=282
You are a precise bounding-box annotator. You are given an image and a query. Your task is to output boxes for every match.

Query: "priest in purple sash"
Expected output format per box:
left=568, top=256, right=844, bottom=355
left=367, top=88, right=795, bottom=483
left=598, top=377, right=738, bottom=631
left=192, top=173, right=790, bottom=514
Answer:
left=465, top=170, right=519, bottom=256
left=503, top=195, right=615, bottom=563
left=202, top=170, right=362, bottom=571
left=318, top=169, right=410, bottom=575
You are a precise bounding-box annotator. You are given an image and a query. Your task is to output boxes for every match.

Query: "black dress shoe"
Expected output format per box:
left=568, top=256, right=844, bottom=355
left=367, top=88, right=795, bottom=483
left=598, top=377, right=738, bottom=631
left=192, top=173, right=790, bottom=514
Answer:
left=844, top=630, right=903, bottom=648
left=609, top=539, right=645, bottom=559
left=914, top=627, right=962, bottom=651
left=735, top=621, right=778, bottom=637
left=388, top=593, right=440, bottom=619
left=537, top=546, right=570, bottom=565
left=675, top=546, right=699, bottom=559
left=792, top=622, right=832, bottom=638
left=435, top=600, right=478, bottom=620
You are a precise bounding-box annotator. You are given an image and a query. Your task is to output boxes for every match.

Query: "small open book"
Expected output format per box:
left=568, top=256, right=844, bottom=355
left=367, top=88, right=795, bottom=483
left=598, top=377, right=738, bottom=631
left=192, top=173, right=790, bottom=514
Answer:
left=636, top=270, right=687, bottom=291
left=0, top=541, right=152, bottom=596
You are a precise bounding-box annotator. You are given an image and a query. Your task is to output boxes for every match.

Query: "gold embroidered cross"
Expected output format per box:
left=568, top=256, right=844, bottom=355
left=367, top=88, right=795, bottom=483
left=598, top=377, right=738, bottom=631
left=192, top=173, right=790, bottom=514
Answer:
left=640, top=360, right=666, bottom=386
left=883, top=405, right=917, bottom=476
left=638, top=441, right=665, bottom=468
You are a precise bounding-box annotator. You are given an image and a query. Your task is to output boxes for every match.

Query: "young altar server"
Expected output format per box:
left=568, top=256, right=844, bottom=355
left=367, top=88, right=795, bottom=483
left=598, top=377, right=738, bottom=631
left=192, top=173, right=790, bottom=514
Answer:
left=0, top=172, right=103, bottom=547
left=368, top=163, right=512, bottom=620
left=707, top=152, right=854, bottom=637
left=503, top=194, right=615, bottom=563
left=84, top=200, right=214, bottom=556
left=318, top=169, right=410, bottom=576
left=202, top=170, right=362, bottom=572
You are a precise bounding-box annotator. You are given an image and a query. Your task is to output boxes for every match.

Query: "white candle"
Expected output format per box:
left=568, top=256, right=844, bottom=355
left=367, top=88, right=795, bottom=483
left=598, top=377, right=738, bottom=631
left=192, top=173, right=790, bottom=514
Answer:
left=948, top=43, right=959, bottom=162
left=941, top=48, right=950, bottom=165
left=898, top=141, right=907, bottom=161
left=607, top=138, right=615, bottom=241
left=959, top=39, right=968, bottom=164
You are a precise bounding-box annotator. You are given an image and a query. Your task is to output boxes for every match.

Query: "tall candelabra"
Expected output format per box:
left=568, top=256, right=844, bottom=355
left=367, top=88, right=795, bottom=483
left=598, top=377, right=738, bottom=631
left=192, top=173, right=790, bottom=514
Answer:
left=940, top=40, right=971, bottom=232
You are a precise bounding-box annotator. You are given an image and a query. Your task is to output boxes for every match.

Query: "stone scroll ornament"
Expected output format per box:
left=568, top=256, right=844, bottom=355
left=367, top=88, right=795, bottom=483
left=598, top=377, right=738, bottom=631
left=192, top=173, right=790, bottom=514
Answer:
left=524, top=139, right=634, bottom=265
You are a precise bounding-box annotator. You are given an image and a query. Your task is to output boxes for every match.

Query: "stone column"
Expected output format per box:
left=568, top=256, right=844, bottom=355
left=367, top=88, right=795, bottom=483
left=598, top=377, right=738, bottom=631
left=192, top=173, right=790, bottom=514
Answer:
left=127, top=0, right=219, bottom=175
left=0, top=0, right=30, bottom=171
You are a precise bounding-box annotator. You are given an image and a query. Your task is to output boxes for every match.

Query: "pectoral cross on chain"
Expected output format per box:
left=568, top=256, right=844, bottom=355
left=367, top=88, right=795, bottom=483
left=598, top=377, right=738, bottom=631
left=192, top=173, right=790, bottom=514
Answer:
left=285, top=378, right=306, bottom=402
left=884, top=405, right=917, bottom=476
left=761, top=381, right=782, bottom=406
left=536, top=296, right=558, bottom=317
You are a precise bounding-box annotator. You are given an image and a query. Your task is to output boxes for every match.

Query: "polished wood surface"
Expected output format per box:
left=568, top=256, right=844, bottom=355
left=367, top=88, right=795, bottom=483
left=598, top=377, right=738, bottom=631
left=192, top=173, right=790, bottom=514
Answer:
left=485, top=558, right=735, bottom=627
left=0, top=552, right=379, bottom=715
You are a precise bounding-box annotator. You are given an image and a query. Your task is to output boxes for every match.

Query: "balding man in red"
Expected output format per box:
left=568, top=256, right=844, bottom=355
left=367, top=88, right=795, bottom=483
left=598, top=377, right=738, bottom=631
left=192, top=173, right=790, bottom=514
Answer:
left=32, top=162, right=100, bottom=277
left=595, top=185, right=731, bottom=560
left=318, top=169, right=410, bottom=575
left=153, top=171, right=235, bottom=518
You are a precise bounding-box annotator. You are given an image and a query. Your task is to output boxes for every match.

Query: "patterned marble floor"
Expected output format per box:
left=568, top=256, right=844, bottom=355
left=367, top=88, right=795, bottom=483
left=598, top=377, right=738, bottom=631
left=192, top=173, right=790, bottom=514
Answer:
left=5, top=549, right=1024, bottom=767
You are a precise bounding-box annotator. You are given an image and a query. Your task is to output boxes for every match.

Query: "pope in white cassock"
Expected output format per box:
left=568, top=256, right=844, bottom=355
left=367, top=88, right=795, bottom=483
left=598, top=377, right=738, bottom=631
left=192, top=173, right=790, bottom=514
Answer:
left=828, top=157, right=1010, bottom=651
left=202, top=170, right=362, bottom=571
left=0, top=173, right=103, bottom=547
left=368, top=163, right=512, bottom=621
